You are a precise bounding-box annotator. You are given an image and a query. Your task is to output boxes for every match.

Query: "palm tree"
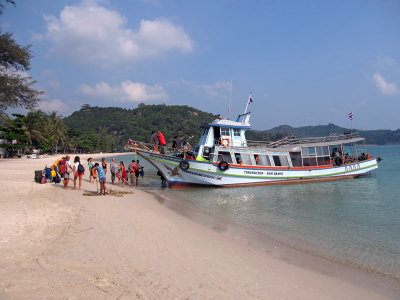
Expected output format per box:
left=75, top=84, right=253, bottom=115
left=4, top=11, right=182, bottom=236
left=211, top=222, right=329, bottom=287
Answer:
left=68, top=135, right=81, bottom=154
left=23, top=110, right=48, bottom=148
left=47, top=111, right=67, bottom=153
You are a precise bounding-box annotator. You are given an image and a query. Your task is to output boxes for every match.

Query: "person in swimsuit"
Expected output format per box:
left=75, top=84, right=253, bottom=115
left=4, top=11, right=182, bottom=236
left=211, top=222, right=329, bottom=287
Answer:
left=120, top=161, right=130, bottom=186
left=102, top=158, right=107, bottom=175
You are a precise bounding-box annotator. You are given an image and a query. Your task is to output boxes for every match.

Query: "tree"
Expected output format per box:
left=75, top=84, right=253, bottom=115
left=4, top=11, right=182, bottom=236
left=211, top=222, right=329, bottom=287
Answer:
left=0, top=113, right=27, bottom=157
left=22, top=110, right=48, bottom=147
left=0, top=0, right=15, bottom=15
left=0, top=2, right=43, bottom=121
left=47, top=111, right=67, bottom=153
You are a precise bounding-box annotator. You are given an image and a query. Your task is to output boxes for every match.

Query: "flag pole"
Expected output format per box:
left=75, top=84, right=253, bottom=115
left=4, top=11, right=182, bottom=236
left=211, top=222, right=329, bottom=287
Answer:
left=244, top=92, right=251, bottom=114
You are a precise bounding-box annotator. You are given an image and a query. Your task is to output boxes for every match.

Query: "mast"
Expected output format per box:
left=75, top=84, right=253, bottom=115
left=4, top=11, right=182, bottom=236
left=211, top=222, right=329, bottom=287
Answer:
left=244, top=92, right=252, bottom=114
left=228, top=80, right=232, bottom=120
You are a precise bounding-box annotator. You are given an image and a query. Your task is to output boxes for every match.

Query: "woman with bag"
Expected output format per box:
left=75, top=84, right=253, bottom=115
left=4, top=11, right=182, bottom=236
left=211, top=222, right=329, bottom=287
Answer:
left=63, top=156, right=72, bottom=189
left=73, top=156, right=84, bottom=190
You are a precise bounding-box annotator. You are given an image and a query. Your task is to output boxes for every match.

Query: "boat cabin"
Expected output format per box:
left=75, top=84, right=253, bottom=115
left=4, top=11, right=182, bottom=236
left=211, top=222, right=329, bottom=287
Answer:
left=193, top=115, right=368, bottom=168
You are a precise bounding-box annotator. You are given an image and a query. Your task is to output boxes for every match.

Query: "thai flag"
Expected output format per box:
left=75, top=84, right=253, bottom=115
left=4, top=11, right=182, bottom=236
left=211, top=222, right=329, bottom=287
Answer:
left=348, top=112, right=354, bottom=120
left=248, top=95, right=253, bottom=104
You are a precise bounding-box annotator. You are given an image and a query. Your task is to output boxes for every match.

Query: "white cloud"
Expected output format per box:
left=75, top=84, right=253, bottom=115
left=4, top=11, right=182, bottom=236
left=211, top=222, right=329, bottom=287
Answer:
left=176, top=79, right=231, bottom=99
left=38, top=99, right=68, bottom=113
left=41, top=0, right=194, bottom=65
left=79, top=80, right=169, bottom=102
left=373, top=72, right=399, bottom=95
left=41, top=70, right=60, bottom=89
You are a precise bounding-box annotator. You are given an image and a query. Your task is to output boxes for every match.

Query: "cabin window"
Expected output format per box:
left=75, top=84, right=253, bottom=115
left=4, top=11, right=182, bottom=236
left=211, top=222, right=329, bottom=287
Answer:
left=302, top=157, right=317, bottom=166
left=330, top=145, right=341, bottom=157
left=289, top=152, right=302, bottom=167
left=217, top=151, right=233, bottom=163
left=316, top=146, right=329, bottom=156
left=233, top=128, right=241, bottom=137
left=314, top=146, right=331, bottom=165
left=202, top=127, right=209, bottom=137
left=254, top=154, right=271, bottom=166
left=193, top=146, right=200, bottom=157
left=214, top=127, right=221, bottom=142
left=302, top=147, right=316, bottom=157
left=234, top=153, right=251, bottom=165
left=273, top=155, right=289, bottom=167
left=221, top=127, right=230, bottom=136
left=234, top=153, right=242, bottom=164
left=203, top=146, right=212, bottom=160
left=317, top=156, right=331, bottom=166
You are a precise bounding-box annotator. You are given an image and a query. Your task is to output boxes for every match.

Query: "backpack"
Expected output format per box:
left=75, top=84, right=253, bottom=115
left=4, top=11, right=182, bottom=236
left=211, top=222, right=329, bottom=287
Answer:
left=59, top=159, right=66, bottom=174
left=34, top=170, right=43, bottom=183
left=78, top=163, right=85, bottom=174
left=53, top=175, right=61, bottom=183
left=158, top=132, right=166, bottom=146
left=45, top=167, right=52, bottom=179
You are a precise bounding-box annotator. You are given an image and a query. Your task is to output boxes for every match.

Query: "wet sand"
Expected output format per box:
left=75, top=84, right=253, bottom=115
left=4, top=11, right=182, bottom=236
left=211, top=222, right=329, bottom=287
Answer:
left=0, top=153, right=399, bottom=299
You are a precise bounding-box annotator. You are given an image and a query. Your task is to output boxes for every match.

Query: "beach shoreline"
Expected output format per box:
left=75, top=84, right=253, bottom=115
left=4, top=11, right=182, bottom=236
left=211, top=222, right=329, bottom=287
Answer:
left=0, top=153, right=399, bottom=299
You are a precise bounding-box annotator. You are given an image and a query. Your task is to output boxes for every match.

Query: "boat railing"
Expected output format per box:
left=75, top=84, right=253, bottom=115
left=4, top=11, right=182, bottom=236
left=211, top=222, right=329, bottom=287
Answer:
left=247, top=132, right=360, bottom=148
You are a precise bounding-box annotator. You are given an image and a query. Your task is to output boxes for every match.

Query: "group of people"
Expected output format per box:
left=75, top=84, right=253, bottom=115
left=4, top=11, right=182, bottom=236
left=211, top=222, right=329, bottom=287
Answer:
left=53, top=155, right=86, bottom=191
left=87, top=157, right=142, bottom=190
left=151, top=131, right=194, bottom=159
left=50, top=156, right=143, bottom=196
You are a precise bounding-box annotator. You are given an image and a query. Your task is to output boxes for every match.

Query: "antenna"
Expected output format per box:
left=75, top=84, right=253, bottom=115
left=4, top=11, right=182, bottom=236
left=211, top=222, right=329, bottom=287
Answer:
left=228, top=80, right=232, bottom=120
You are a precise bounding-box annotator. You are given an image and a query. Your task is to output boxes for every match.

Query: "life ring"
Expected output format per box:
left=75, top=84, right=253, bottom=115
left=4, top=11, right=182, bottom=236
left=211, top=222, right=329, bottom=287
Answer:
left=335, top=157, right=343, bottom=166
left=179, top=160, right=190, bottom=171
left=218, top=161, right=230, bottom=171
left=221, top=138, right=230, bottom=147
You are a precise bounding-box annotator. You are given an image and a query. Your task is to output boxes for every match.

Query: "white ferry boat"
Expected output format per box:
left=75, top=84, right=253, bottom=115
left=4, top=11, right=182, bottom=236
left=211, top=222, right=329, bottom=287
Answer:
left=137, top=106, right=379, bottom=187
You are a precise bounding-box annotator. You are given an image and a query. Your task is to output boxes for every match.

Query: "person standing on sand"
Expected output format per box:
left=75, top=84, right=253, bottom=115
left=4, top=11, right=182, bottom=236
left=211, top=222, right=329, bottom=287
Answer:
left=63, top=155, right=72, bottom=189
left=110, top=158, right=116, bottom=184
left=87, top=157, right=94, bottom=183
left=101, top=158, right=107, bottom=175
left=95, top=163, right=106, bottom=195
left=128, top=160, right=135, bottom=187
left=120, top=161, right=130, bottom=186
left=72, top=156, right=84, bottom=190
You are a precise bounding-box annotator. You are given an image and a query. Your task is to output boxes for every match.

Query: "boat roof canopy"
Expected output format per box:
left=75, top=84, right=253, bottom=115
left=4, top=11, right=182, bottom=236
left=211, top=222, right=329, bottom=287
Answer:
left=275, top=137, right=365, bottom=151
left=201, top=118, right=252, bottom=129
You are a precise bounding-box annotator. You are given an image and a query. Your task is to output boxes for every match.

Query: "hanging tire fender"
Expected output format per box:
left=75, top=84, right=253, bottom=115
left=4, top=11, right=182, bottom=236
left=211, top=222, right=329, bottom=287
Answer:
left=335, top=157, right=343, bottom=166
left=218, top=161, right=230, bottom=171
left=179, top=160, right=190, bottom=171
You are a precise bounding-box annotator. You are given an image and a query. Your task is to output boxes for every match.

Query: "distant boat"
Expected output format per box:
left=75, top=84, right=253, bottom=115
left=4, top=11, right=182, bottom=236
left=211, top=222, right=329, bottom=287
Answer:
left=137, top=102, right=380, bottom=187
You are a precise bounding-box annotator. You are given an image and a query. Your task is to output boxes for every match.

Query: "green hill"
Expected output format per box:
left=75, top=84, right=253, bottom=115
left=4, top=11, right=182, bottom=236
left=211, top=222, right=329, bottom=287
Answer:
left=248, top=123, right=400, bottom=145
left=63, top=104, right=400, bottom=152
left=63, top=104, right=217, bottom=150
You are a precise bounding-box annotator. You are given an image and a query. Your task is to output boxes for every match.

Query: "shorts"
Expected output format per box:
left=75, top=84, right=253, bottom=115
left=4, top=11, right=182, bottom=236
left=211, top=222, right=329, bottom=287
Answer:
left=130, top=173, right=135, bottom=182
left=99, top=178, right=106, bottom=183
left=64, top=173, right=69, bottom=179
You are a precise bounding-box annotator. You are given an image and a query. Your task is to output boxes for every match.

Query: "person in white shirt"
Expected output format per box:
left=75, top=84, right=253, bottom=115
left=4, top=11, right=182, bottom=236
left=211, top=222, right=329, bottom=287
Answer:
left=72, top=156, right=84, bottom=190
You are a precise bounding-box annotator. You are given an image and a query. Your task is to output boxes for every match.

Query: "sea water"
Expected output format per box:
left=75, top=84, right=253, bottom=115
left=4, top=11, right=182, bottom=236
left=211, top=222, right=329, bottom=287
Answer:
left=106, top=145, right=400, bottom=278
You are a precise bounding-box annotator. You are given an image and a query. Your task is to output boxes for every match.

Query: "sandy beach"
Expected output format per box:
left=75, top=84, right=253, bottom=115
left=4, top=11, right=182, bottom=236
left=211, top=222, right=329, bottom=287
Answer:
left=0, top=153, right=399, bottom=299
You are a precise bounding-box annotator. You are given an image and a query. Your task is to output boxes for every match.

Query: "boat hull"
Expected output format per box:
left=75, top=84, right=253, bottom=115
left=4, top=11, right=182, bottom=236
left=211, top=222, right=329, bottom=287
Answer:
left=137, top=150, right=379, bottom=187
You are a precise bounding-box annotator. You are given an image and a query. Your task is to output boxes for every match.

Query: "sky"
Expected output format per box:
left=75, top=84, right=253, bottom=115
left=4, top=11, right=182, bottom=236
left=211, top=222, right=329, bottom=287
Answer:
left=2, top=0, right=400, bottom=130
